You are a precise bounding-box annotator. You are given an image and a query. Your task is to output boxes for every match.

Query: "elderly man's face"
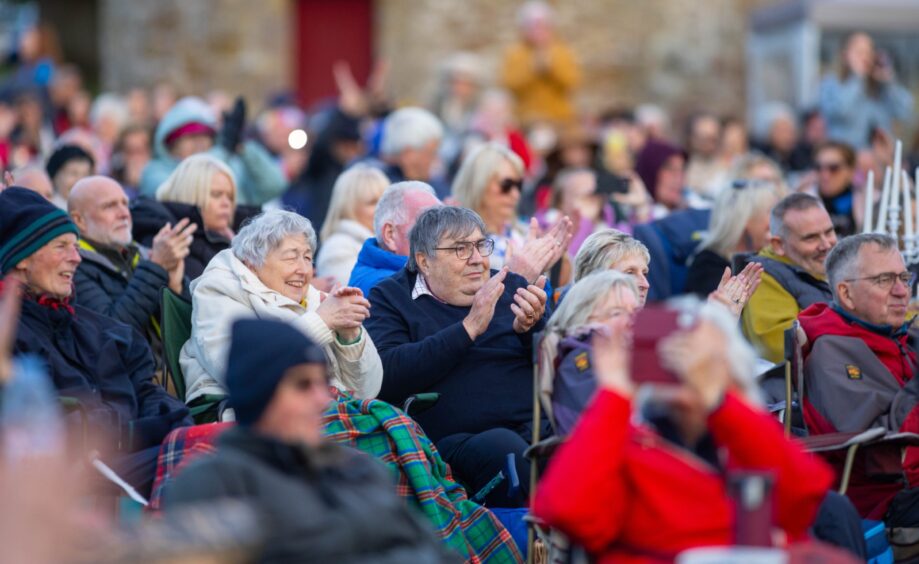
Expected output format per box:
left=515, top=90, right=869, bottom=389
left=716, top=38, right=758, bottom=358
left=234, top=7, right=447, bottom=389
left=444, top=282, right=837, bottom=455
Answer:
left=252, top=234, right=314, bottom=304
left=255, top=364, right=331, bottom=447
left=772, top=206, right=837, bottom=277
left=384, top=191, right=441, bottom=256
left=417, top=227, right=490, bottom=307
left=14, top=233, right=81, bottom=299
left=609, top=253, right=650, bottom=307
left=838, top=244, right=910, bottom=327
left=70, top=178, right=132, bottom=248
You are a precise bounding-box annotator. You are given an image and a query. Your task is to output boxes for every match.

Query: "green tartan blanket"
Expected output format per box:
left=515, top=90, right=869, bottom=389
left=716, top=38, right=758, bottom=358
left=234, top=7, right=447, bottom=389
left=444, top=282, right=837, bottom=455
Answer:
left=322, top=391, right=523, bottom=564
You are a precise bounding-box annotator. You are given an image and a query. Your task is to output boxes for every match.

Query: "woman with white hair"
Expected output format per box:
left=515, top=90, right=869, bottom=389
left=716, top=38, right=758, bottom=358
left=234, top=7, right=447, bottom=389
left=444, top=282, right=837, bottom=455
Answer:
left=315, top=165, right=390, bottom=285
left=452, top=141, right=571, bottom=283
left=534, top=298, right=833, bottom=561
left=538, top=270, right=640, bottom=434
left=685, top=154, right=786, bottom=298
left=180, top=208, right=382, bottom=417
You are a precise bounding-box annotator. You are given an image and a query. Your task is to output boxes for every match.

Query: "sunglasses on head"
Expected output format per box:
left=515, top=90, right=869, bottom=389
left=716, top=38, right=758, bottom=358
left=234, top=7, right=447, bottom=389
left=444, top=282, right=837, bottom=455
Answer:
left=499, top=178, right=523, bottom=194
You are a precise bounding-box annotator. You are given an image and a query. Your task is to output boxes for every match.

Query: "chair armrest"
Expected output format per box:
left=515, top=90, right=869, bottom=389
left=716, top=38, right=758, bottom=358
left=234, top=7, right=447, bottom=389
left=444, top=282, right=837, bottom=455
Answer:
left=524, top=435, right=565, bottom=461
left=797, top=428, right=887, bottom=453
left=402, top=393, right=440, bottom=416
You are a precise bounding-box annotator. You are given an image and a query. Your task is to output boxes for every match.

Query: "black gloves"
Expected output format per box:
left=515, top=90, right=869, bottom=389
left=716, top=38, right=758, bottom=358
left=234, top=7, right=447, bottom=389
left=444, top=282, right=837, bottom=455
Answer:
left=220, top=96, right=247, bottom=153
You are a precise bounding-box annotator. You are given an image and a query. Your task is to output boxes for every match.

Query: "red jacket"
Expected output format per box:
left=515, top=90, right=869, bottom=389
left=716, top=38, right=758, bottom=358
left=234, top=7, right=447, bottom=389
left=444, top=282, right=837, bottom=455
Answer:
left=533, top=390, right=833, bottom=564
left=798, top=302, right=919, bottom=518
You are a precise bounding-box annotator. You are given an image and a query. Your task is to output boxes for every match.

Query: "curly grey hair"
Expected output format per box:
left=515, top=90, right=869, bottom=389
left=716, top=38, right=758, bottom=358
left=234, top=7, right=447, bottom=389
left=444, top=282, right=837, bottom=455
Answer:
left=232, top=209, right=317, bottom=268
left=408, top=206, right=486, bottom=272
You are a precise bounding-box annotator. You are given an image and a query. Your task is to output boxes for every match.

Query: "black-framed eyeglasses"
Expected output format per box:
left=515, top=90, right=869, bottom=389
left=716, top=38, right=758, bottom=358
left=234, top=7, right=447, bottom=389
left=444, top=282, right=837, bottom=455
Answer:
left=435, top=238, right=495, bottom=260
left=845, top=271, right=915, bottom=290
left=499, top=178, right=523, bottom=194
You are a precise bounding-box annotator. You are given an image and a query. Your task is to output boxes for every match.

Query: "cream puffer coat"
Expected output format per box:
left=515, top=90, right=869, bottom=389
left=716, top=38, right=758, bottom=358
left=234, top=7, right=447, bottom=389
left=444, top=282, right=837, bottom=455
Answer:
left=180, top=249, right=383, bottom=403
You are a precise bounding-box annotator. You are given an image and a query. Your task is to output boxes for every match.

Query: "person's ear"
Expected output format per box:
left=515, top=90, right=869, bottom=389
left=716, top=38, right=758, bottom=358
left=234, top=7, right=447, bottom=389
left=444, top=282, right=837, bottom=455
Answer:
left=836, top=281, right=856, bottom=310
left=381, top=223, right=396, bottom=250
left=415, top=253, right=429, bottom=275
left=69, top=210, right=86, bottom=233
left=769, top=235, right=785, bottom=256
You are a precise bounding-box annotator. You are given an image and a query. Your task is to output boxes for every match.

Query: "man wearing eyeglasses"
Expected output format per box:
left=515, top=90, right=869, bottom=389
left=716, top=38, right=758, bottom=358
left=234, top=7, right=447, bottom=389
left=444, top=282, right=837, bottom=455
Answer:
left=366, top=205, right=549, bottom=508
left=798, top=233, right=919, bottom=519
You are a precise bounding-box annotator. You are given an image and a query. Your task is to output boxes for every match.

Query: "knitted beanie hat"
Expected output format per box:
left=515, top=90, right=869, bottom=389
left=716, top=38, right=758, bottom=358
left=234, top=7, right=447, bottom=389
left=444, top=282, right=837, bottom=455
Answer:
left=0, top=187, right=80, bottom=275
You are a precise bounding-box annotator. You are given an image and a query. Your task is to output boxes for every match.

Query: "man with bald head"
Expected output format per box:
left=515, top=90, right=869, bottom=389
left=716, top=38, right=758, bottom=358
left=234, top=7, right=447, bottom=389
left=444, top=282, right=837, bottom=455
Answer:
left=12, top=166, right=54, bottom=201
left=68, top=176, right=196, bottom=348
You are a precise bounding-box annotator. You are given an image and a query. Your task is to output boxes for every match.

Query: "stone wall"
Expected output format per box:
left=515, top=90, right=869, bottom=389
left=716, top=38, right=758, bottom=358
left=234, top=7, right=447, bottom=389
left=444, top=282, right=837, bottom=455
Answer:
left=97, top=0, right=783, bottom=127
left=98, top=0, right=292, bottom=102
left=376, top=0, right=784, bottom=128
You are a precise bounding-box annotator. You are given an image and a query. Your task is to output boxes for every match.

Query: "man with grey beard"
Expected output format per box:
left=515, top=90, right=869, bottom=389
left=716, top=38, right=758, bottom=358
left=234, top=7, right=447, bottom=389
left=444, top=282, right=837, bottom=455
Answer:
left=68, top=175, right=196, bottom=342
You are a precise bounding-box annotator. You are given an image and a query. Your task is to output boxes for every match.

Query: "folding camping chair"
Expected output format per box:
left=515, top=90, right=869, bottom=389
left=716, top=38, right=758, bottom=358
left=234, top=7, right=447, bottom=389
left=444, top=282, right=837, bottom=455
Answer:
left=160, top=288, right=227, bottom=423
left=782, top=320, right=919, bottom=495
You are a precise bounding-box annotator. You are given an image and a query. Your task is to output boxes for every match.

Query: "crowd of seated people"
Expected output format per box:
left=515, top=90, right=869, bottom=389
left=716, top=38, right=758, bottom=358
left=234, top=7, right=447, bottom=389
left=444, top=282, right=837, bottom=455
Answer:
left=4, top=4, right=919, bottom=562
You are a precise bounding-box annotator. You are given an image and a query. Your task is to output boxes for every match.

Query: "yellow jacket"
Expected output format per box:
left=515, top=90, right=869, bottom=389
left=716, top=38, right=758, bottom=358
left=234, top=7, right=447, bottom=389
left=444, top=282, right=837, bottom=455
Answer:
left=741, top=248, right=830, bottom=363
left=501, top=40, right=580, bottom=125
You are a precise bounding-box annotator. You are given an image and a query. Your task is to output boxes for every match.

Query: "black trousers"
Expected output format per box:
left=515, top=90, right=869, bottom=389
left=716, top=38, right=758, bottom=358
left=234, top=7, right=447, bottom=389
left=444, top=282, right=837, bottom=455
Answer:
left=812, top=491, right=867, bottom=560
left=437, top=420, right=551, bottom=508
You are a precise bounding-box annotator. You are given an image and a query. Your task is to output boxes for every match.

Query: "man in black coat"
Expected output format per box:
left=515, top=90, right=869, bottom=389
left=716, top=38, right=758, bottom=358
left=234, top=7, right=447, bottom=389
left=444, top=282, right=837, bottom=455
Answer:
left=1, top=187, right=192, bottom=495
left=164, top=318, right=457, bottom=564
left=68, top=176, right=195, bottom=355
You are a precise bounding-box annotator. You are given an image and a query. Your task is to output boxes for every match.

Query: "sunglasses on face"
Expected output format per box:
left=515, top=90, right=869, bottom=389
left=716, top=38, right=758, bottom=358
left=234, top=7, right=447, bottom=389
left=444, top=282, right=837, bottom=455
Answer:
left=499, top=178, right=523, bottom=194
left=816, top=162, right=844, bottom=174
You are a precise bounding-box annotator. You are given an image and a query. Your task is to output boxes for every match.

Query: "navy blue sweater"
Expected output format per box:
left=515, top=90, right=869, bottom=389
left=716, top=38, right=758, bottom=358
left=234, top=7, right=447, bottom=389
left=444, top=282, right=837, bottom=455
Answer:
left=367, top=268, right=544, bottom=442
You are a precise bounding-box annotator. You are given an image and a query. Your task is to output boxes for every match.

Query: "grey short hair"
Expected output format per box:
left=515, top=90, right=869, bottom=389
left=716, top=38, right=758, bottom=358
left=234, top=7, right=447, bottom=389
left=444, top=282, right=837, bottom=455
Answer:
left=407, top=206, right=486, bottom=273
left=373, top=181, right=438, bottom=242
left=546, top=270, right=638, bottom=335
left=380, top=107, right=444, bottom=157
left=825, top=233, right=899, bottom=300
left=574, top=229, right=650, bottom=282
left=769, top=192, right=823, bottom=240
left=232, top=209, right=317, bottom=268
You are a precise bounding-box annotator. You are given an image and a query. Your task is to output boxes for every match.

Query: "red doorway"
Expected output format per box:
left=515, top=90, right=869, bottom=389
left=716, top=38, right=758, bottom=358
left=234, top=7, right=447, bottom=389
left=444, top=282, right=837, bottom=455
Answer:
left=294, top=0, right=374, bottom=109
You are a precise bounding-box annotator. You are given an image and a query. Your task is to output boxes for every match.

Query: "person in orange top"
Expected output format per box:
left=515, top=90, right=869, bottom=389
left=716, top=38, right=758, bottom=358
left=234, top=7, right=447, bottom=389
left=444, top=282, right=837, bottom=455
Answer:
left=534, top=302, right=834, bottom=563
left=501, top=1, right=580, bottom=126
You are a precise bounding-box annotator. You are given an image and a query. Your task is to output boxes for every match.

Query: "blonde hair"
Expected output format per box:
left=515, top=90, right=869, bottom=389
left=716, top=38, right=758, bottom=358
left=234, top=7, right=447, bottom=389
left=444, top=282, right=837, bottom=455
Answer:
left=155, top=154, right=237, bottom=212
left=546, top=270, right=639, bottom=336
left=699, top=153, right=787, bottom=259
left=320, top=165, right=390, bottom=242
left=573, top=229, right=650, bottom=282
left=451, top=142, right=524, bottom=213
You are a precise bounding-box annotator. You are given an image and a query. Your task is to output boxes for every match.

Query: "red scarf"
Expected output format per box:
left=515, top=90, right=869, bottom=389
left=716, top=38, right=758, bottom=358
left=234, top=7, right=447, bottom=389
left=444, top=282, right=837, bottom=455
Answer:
left=0, top=278, right=76, bottom=316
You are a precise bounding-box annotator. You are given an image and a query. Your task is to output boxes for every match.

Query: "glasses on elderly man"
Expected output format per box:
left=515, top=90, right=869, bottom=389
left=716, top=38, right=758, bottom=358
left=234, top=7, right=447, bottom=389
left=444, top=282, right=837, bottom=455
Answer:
left=435, top=238, right=495, bottom=260
left=845, top=271, right=916, bottom=290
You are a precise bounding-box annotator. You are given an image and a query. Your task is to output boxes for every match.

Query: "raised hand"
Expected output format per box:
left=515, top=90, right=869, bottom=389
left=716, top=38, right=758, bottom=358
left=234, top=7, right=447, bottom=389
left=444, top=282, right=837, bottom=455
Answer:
left=316, top=284, right=371, bottom=342
left=463, top=267, right=508, bottom=340
left=149, top=218, right=197, bottom=273
left=591, top=324, right=633, bottom=398
left=511, top=275, right=547, bottom=333
left=658, top=320, right=731, bottom=412
left=506, top=217, right=573, bottom=283
left=0, top=277, right=23, bottom=384
left=707, top=262, right=763, bottom=318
